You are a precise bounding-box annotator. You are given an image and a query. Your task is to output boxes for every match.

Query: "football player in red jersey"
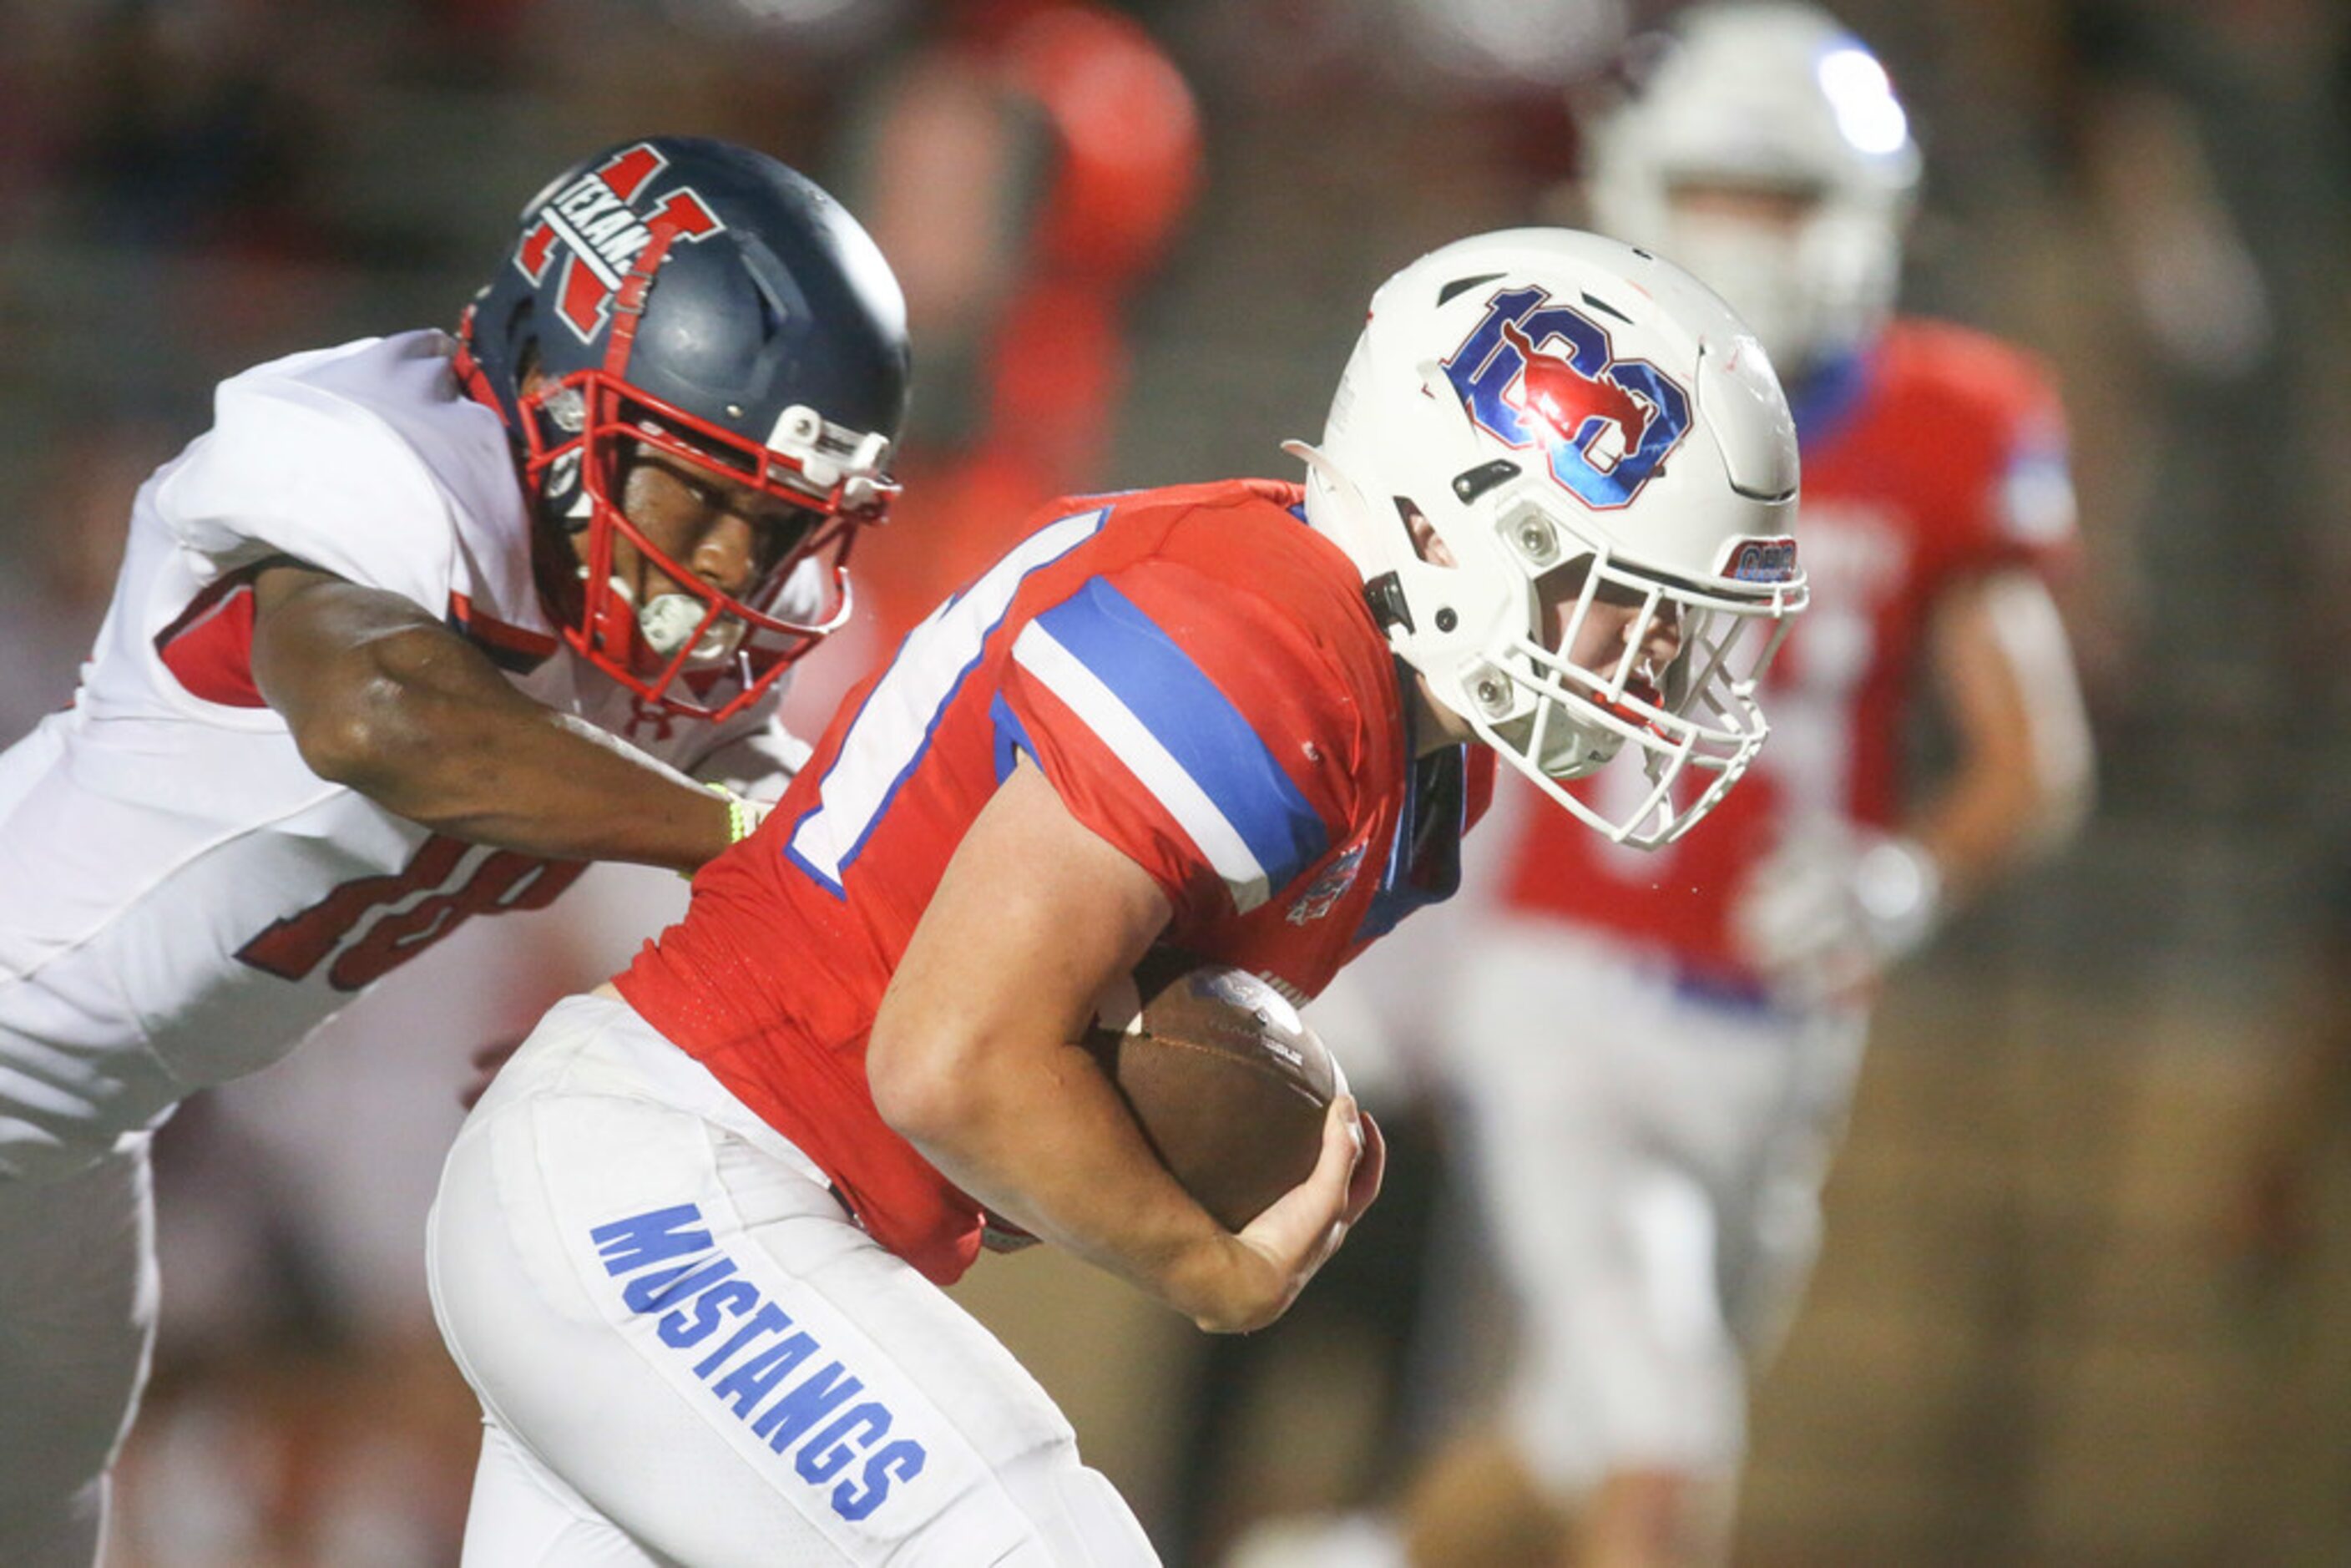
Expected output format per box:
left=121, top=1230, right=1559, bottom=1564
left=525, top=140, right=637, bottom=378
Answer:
left=424, top=227, right=1807, bottom=1564
left=1400, top=8, right=2098, bottom=1567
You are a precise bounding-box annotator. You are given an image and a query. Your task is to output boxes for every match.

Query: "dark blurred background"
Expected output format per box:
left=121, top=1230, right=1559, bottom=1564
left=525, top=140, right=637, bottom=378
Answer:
left=3, top=0, right=2348, bottom=1563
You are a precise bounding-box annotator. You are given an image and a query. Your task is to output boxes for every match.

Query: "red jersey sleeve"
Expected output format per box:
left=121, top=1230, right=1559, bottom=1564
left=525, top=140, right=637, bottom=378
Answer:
left=1954, top=342, right=2079, bottom=581
left=994, top=557, right=1371, bottom=932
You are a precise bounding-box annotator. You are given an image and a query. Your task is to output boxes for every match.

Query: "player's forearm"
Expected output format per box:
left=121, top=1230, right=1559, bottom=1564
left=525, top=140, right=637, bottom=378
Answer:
left=1914, top=705, right=2094, bottom=914
left=871, top=1024, right=1264, bottom=1329
left=375, top=704, right=731, bottom=870
left=253, top=566, right=738, bottom=871
left=1909, top=766, right=2057, bottom=911
left=869, top=757, right=1300, bottom=1328
left=1918, top=571, right=2096, bottom=908
left=297, top=628, right=731, bottom=871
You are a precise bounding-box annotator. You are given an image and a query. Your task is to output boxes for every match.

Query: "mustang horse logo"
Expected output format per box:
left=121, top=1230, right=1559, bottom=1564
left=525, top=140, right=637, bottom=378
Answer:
left=1498, top=316, right=1654, bottom=463
left=1443, top=287, right=1691, bottom=509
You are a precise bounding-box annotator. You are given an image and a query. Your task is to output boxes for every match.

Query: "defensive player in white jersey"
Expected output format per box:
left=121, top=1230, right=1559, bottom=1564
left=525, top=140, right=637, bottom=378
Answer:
left=0, top=135, right=911, bottom=1566
left=1403, top=9, right=2098, bottom=1566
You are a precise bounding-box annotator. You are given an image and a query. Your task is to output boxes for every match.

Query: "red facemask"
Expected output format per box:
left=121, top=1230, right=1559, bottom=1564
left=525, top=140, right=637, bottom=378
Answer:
left=517, top=364, right=893, bottom=721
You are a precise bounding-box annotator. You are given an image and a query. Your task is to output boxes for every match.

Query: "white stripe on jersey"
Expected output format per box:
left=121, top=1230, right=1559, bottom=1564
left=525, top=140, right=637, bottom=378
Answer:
left=1009, top=620, right=1272, bottom=913
left=786, top=508, right=1107, bottom=891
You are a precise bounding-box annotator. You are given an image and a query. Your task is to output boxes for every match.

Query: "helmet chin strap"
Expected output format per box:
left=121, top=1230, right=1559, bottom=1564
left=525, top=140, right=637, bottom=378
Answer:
left=1487, top=681, right=1626, bottom=784
left=1537, top=708, right=1626, bottom=778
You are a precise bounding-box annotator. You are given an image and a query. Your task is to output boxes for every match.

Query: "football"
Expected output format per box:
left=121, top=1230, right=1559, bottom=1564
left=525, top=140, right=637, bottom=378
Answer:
left=1087, top=953, right=1341, bottom=1231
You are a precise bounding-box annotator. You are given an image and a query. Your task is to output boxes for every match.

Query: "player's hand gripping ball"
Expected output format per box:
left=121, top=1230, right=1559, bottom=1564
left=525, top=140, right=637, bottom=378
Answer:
left=1087, top=953, right=1342, bottom=1231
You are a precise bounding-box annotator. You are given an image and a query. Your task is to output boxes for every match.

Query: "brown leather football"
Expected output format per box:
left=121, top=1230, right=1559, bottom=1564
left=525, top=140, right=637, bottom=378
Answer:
left=1087, top=954, right=1340, bottom=1231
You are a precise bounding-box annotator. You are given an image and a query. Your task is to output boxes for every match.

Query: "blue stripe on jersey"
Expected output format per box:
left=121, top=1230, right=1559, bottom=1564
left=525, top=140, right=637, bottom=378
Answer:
left=1030, top=579, right=1329, bottom=898
left=989, top=692, right=1034, bottom=784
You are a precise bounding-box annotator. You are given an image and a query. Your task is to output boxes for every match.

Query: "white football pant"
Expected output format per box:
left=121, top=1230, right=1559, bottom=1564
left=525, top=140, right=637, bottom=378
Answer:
left=429, top=990, right=1159, bottom=1566
left=1, top=713, right=159, bottom=1568
left=0, top=1133, right=157, bottom=1568
left=1443, top=921, right=1865, bottom=1489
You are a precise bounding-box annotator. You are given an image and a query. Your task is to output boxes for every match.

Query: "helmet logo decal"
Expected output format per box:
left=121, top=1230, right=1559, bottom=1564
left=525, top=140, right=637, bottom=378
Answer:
left=514, top=144, right=726, bottom=344
left=1443, top=287, right=1691, bottom=510
left=1722, top=535, right=1800, bottom=584
left=1501, top=316, right=1653, bottom=458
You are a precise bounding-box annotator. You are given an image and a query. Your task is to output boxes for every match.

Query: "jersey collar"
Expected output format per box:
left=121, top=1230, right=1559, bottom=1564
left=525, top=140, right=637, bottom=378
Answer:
left=1354, top=660, right=1470, bottom=943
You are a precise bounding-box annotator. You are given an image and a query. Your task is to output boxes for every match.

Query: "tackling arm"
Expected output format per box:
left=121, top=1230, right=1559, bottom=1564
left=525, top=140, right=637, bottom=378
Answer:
left=249, top=561, right=735, bottom=873
left=867, top=756, right=1382, bottom=1333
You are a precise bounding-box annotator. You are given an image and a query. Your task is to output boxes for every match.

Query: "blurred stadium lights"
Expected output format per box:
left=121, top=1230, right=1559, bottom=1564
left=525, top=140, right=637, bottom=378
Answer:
left=658, top=0, right=909, bottom=53
left=1392, top=0, right=1629, bottom=88
left=1818, top=44, right=1910, bottom=155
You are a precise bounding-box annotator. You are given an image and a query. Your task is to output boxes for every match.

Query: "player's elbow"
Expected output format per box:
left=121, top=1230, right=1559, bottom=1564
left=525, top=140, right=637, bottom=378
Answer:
left=287, top=637, right=486, bottom=806
left=2015, top=680, right=2097, bottom=858
left=2029, top=736, right=2096, bottom=855
left=867, top=1019, right=986, bottom=1149
left=287, top=688, right=409, bottom=792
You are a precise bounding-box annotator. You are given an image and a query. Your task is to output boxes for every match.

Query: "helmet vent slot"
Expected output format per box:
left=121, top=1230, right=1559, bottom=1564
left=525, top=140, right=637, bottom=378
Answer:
left=1579, top=291, right=1634, bottom=325
left=1437, top=272, right=1506, bottom=306
left=736, top=233, right=797, bottom=343
left=1451, top=458, right=1520, bottom=504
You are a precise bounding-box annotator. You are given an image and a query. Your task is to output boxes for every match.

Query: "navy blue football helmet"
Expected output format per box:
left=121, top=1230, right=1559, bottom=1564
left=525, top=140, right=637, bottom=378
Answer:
left=458, top=136, right=910, bottom=719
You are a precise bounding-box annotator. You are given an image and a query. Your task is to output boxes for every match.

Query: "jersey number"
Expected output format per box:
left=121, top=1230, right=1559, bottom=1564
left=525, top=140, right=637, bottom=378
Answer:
left=785, top=506, right=1106, bottom=895
left=235, top=833, right=587, bottom=992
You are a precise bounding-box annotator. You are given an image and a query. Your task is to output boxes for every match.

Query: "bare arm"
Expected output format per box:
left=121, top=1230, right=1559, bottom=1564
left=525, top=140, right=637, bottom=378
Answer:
left=867, top=756, right=1381, bottom=1333
left=1912, top=566, right=2095, bottom=906
left=249, top=561, right=732, bottom=873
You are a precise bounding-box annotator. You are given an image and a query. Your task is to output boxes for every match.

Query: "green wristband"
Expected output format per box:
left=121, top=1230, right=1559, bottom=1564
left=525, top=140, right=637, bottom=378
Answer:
left=708, top=783, right=761, bottom=846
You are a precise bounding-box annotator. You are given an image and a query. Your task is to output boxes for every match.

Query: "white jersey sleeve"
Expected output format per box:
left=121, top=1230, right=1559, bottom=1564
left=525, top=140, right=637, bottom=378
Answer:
left=686, top=715, right=810, bottom=803
left=156, top=331, right=508, bottom=616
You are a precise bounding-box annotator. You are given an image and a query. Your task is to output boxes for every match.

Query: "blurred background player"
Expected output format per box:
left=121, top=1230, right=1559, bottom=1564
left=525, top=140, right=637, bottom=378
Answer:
left=779, top=0, right=1201, bottom=735
left=1398, top=8, right=2096, bottom=1565
left=424, top=227, right=1807, bottom=1564
left=848, top=0, right=1198, bottom=631
left=0, top=135, right=908, bottom=1566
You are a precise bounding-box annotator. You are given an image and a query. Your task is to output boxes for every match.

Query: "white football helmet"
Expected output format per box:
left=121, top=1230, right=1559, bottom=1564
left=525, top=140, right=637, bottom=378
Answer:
left=1290, top=227, right=1806, bottom=850
left=1585, top=2, right=1920, bottom=382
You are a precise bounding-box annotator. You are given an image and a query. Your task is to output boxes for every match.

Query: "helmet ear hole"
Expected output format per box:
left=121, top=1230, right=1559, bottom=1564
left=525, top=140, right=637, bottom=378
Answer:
left=1393, top=498, right=1457, bottom=569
